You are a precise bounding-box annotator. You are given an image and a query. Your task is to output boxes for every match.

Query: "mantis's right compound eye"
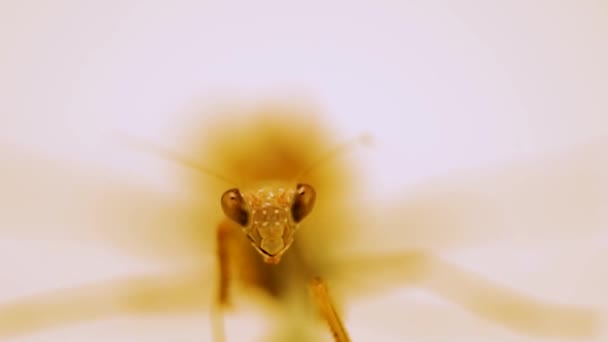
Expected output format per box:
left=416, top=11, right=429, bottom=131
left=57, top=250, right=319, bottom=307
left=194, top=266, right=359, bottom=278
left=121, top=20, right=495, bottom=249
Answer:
left=221, top=189, right=249, bottom=226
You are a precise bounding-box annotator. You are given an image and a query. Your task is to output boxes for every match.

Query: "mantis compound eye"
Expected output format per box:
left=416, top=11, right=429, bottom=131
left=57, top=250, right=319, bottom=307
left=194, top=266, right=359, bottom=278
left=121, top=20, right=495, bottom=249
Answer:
left=221, top=188, right=249, bottom=226
left=291, top=183, right=316, bottom=223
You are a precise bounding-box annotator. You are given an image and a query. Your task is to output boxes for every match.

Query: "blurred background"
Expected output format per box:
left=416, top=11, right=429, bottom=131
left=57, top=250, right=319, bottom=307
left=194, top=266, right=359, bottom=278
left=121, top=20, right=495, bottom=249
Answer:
left=0, top=0, right=607, bottom=341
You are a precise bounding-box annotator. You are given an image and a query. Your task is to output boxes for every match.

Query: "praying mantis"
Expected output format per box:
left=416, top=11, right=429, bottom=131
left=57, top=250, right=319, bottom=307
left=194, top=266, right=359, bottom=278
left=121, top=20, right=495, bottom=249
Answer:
left=0, top=101, right=605, bottom=341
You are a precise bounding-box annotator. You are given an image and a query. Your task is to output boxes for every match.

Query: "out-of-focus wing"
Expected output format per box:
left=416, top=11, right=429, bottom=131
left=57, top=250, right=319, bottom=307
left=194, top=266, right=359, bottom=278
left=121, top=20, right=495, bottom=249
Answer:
left=327, top=138, right=607, bottom=340
left=0, top=145, right=223, bottom=339
left=0, top=145, right=221, bottom=264
left=356, top=138, right=608, bottom=252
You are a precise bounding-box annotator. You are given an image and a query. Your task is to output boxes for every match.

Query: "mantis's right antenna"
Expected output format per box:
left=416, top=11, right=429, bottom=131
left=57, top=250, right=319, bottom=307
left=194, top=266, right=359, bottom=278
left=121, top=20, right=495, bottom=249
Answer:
left=118, top=133, right=238, bottom=187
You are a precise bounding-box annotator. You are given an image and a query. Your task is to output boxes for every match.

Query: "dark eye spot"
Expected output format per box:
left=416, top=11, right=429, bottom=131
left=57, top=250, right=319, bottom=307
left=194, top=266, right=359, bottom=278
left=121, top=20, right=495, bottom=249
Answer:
left=221, top=188, right=249, bottom=226
left=291, top=183, right=316, bottom=223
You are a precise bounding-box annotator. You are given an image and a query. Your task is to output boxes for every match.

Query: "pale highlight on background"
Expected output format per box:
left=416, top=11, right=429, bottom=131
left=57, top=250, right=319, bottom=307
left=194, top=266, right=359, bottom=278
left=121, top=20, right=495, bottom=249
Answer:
left=1, top=0, right=607, bottom=341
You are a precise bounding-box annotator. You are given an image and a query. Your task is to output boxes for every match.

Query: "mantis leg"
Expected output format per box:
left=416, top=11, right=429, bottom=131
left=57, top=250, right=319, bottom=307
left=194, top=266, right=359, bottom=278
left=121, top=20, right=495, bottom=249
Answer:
left=0, top=271, right=212, bottom=339
left=309, top=276, right=351, bottom=342
left=334, top=251, right=599, bottom=339
left=211, top=221, right=237, bottom=342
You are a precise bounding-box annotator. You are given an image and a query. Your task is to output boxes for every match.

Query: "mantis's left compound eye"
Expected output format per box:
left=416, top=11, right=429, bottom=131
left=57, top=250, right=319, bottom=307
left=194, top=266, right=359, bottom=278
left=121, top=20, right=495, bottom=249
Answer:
left=221, top=188, right=249, bottom=226
left=291, top=183, right=316, bottom=223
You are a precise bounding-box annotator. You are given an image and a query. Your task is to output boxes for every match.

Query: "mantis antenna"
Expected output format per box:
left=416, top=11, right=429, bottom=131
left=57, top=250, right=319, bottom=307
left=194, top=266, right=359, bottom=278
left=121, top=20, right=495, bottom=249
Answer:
left=293, top=133, right=374, bottom=182
left=118, top=130, right=372, bottom=187
left=117, top=133, right=239, bottom=187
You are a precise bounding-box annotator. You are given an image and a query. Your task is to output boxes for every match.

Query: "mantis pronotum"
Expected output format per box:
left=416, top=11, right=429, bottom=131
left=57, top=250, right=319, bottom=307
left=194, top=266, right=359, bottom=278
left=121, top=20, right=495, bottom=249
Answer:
left=0, top=101, right=604, bottom=341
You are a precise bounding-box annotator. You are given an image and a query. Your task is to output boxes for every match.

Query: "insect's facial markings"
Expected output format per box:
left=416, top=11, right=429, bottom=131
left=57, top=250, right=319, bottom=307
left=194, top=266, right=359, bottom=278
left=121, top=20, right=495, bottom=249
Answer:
left=221, top=183, right=316, bottom=264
